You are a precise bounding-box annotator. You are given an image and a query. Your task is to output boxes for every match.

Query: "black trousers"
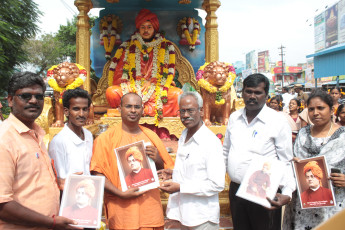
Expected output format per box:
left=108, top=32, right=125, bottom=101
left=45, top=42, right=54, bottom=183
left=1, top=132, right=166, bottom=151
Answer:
left=229, top=182, right=282, bottom=230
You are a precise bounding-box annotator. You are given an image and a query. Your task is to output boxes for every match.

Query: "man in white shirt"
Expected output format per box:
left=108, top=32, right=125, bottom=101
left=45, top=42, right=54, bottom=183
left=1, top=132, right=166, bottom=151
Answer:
left=281, top=87, right=293, bottom=111
left=159, top=92, right=225, bottom=230
left=49, top=88, right=93, bottom=190
left=223, top=73, right=295, bottom=230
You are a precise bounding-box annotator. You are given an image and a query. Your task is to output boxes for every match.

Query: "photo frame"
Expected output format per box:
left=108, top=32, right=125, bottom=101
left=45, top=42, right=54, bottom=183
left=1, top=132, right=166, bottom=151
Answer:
left=59, top=175, right=105, bottom=228
left=115, top=140, right=159, bottom=192
left=293, top=155, right=336, bottom=209
left=236, top=156, right=285, bottom=208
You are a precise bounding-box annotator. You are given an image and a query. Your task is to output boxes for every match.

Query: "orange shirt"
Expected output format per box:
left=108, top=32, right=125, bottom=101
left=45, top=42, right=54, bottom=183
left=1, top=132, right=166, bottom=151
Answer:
left=90, top=123, right=174, bottom=229
left=0, top=114, right=60, bottom=230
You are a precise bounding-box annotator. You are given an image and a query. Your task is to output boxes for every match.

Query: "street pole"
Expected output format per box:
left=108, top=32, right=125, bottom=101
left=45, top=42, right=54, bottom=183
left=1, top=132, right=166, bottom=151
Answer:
left=278, top=45, right=285, bottom=88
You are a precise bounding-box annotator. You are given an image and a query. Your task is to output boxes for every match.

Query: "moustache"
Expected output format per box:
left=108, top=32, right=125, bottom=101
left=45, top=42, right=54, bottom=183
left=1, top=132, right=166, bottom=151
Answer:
left=181, top=117, right=194, bottom=122
left=76, top=117, right=86, bottom=121
left=24, top=105, right=41, bottom=110
left=246, top=100, right=258, bottom=104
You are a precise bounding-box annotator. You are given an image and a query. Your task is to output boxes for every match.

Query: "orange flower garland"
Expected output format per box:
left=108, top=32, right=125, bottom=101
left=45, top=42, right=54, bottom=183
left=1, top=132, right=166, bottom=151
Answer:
left=47, top=63, right=86, bottom=104
left=108, top=32, right=176, bottom=125
left=197, top=62, right=236, bottom=105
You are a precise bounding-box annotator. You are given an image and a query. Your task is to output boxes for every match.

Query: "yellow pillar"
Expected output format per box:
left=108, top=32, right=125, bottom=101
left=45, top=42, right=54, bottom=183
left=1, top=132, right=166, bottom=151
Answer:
left=74, top=0, right=93, bottom=93
left=202, top=0, right=221, bottom=63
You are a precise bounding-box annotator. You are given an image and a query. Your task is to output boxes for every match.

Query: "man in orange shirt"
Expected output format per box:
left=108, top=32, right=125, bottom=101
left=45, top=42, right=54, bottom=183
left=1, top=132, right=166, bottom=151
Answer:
left=91, top=92, right=174, bottom=230
left=0, top=72, right=80, bottom=230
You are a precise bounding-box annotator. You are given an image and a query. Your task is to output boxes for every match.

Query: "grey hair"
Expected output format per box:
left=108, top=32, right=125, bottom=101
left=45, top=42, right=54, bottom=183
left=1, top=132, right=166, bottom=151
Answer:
left=178, top=91, right=203, bottom=108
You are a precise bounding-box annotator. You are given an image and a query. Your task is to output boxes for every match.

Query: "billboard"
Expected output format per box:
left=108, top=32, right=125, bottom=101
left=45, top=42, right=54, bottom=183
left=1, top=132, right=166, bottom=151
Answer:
left=325, top=4, right=338, bottom=48
left=314, top=1, right=345, bottom=51
left=258, top=51, right=269, bottom=73
left=246, top=50, right=257, bottom=70
left=315, top=12, right=326, bottom=52
left=338, top=0, right=345, bottom=43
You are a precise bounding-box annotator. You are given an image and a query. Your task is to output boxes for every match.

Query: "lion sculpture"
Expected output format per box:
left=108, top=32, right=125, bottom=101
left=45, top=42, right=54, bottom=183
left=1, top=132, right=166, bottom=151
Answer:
left=198, top=61, right=236, bottom=126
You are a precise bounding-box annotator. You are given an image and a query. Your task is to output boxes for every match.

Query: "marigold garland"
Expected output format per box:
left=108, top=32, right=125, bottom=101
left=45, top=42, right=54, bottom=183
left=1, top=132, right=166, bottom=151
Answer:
left=100, top=15, right=121, bottom=59
left=108, top=32, right=176, bottom=125
left=197, top=62, right=236, bottom=105
left=180, top=17, right=200, bottom=51
left=47, top=63, right=86, bottom=104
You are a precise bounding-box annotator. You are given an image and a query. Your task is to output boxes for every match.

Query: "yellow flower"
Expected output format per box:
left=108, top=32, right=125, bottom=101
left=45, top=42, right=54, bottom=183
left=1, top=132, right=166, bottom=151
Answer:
left=215, top=99, right=225, bottom=105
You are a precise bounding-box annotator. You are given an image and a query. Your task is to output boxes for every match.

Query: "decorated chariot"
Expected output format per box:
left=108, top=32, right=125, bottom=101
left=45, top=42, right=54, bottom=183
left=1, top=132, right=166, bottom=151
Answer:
left=39, top=0, right=245, bottom=219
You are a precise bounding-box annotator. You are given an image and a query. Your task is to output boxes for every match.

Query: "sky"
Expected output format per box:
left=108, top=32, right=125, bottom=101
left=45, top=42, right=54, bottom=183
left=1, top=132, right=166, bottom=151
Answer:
left=34, top=0, right=339, bottom=67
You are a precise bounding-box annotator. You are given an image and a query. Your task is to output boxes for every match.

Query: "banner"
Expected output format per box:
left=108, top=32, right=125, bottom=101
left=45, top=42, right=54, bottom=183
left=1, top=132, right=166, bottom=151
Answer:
left=315, top=12, right=326, bottom=52
left=325, top=3, right=338, bottom=48
left=246, top=50, right=256, bottom=70
left=242, top=69, right=252, bottom=80
left=258, top=51, right=269, bottom=73
left=338, top=0, right=345, bottom=43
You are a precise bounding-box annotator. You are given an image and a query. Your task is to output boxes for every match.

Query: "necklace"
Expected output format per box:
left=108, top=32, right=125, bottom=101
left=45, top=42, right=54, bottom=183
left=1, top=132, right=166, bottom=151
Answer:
left=312, top=122, right=333, bottom=146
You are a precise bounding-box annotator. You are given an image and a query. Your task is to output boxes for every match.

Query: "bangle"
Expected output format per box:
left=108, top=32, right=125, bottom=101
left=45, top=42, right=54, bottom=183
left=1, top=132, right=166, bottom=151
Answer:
left=50, top=215, right=56, bottom=229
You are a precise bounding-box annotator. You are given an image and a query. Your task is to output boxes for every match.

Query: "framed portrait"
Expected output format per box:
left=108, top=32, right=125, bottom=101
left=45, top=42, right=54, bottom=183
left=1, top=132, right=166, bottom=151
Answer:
left=115, top=140, right=159, bottom=192
left=236, top=156, right=285, bottom=208
left=59, top=175, right=105, bottom=228
left=293, top=156, right=336, bottom=209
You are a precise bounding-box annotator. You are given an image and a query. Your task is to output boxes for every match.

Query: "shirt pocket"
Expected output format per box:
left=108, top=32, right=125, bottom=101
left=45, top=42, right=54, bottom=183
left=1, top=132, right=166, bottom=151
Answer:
left=248, top=134, right=270, bottom=155
left=183, top=152, right=207, bottom=180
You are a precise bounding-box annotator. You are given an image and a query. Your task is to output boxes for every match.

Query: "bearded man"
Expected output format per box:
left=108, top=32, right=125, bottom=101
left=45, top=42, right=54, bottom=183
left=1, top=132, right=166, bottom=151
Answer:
left=106, top=9, right=182, bottom=119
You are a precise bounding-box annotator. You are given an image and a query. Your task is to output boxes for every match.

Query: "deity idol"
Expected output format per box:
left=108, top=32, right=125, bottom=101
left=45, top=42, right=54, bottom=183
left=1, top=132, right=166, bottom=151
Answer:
left=106, top=9, right=182, bottom=123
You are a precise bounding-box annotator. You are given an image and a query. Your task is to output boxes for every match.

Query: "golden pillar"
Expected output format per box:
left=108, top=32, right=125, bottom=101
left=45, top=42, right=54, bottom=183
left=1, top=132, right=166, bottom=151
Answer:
left=202, top=0, right=221, bottom=63
left=74, top=0, right=93, bottom=93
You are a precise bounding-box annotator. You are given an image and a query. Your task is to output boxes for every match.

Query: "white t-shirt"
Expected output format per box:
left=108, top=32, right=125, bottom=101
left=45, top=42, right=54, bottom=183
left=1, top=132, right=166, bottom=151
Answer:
left=48, top=124, right=93, bottom=178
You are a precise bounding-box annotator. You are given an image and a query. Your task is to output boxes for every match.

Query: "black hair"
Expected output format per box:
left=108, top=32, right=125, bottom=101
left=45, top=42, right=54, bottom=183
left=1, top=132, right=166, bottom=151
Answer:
left=62, top=88, right=92, bottom=109
left=290, top=98, right=303, bottom=113
left=120, top=92, right=143, bottom=106
left=307, top=89, right=333, bottom=109
left=269, top=96, right=283, bottom=111
left=330, top=86, right=341, bottom=94
left=242, top=73, right=270, bottom=95
left=8, top=72, right=46, bottom=96
left=336, top=104, right=345, bottom=122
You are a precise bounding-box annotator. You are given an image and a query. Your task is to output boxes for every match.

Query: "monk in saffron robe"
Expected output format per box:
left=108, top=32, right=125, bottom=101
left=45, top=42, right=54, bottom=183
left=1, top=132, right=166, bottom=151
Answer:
left=300, top=161, right=334, bottom=208
left=91, top=93, right=174, bottom=230
left=106, top=9, right=182, bottom=118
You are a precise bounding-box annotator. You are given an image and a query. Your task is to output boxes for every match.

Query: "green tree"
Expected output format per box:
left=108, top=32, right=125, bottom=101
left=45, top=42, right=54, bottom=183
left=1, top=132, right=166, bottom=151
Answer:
left=55, top=16, right=96, bottom=63
left=22, top=34, right=64, bottom=76
left=0, top=0, right=41, bottom=95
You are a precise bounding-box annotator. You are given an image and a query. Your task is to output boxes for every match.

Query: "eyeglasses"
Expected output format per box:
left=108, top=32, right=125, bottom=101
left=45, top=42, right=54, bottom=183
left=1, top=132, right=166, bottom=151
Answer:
left=14, top=93, right=44, bottom=101
left=178, top=108, right=198, bottom=115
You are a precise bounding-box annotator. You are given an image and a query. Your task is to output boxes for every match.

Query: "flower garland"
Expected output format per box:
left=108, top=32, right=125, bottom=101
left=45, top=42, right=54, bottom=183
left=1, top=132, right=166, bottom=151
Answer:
left=108, top=32, right=176, bottom=125
left=180, top=17, right=200, bottom=51
left=47, top=63, right=86, bottom=104
left=197, top=62, right=236, bottom=105
left=100, top=17, right=117, bottom=59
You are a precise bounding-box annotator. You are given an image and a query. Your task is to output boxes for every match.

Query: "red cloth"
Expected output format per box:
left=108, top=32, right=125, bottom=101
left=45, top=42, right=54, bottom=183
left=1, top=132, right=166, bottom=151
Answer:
left=62, top=205, right=98, bottom=227
left=135, top=9, right=159, bottom=31
left=246, top=170, right=271, bottom=199
left=301, top=187, right=334, bottom=208
left=125, top=168, right=155, bottom=189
